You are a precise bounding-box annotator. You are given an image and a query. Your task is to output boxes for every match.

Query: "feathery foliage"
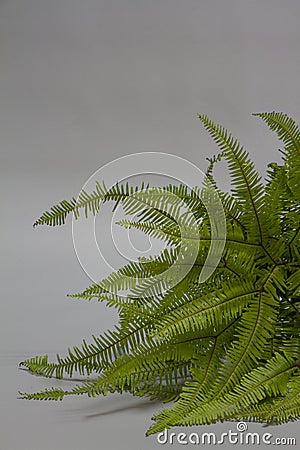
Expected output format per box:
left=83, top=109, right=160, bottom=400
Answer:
left=20, top=112, right=300, bottom=435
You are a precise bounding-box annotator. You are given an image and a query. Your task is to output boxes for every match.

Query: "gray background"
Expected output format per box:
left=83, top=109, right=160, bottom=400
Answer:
left=1, top=0, right=300, bottom=449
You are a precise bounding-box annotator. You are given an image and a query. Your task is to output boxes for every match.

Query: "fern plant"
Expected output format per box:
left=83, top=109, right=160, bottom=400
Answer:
left=20, top=112, right=300, bottom=435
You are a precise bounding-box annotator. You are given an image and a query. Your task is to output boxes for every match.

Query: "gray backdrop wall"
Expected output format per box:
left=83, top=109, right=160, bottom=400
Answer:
left=1, top=1, right=299, bottom=449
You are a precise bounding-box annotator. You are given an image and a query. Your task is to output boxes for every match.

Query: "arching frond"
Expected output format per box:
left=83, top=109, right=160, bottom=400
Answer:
left=198, top=114, right=265, bottom=243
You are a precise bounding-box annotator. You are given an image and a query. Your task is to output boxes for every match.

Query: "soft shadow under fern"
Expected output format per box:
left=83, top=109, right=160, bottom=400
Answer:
left=19, top=112, right=300, bottom=435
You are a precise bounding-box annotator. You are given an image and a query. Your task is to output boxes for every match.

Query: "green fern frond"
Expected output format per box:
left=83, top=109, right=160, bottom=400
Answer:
left=153, top=277, right=258, bottom=339
left=198, top=114, right=265, bottom=243
left=21, top=112, right=300, bottom=435
left=253, top=112, right=300, bottom=158
left=20, top=321, right=150, bottom=378
left=254, top=111, right=300, bottom=205
left=33, top=182, right=107, bottom=227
